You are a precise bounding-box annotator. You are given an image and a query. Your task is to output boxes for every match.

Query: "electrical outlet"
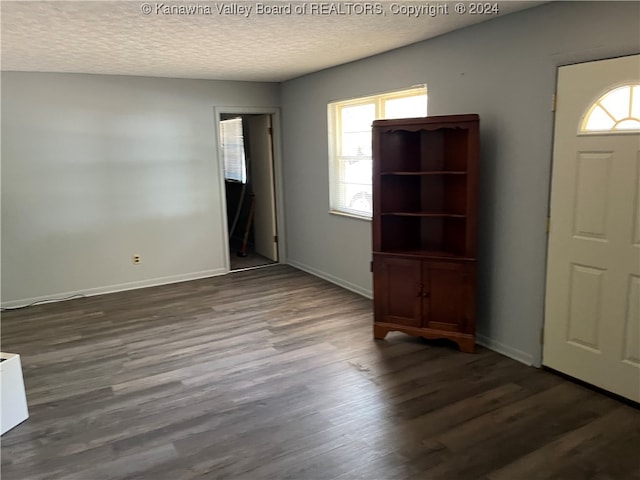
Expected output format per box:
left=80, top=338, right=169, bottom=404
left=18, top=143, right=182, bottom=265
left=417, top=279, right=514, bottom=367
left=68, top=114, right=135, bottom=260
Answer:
left=133, top=254, right=141, bottom=264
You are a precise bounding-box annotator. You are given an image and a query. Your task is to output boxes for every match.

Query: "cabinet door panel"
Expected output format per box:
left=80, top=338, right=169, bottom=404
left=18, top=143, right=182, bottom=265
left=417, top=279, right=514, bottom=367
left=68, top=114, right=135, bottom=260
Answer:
left=374, top=257, right=422, bottom=327
left=423, top=262, right=475, bottom=332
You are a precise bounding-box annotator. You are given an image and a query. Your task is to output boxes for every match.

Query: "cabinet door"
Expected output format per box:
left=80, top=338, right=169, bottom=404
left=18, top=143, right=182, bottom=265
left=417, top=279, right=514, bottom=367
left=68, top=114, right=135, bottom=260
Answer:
left=423, top=262, right=476, bottom=333
left=373, top=256, right=422, bottom=327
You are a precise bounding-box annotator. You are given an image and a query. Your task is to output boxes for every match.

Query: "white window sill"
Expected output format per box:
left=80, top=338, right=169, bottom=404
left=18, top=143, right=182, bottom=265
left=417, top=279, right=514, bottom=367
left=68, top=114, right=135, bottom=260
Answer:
left=329, top=210, right=372, bottom=222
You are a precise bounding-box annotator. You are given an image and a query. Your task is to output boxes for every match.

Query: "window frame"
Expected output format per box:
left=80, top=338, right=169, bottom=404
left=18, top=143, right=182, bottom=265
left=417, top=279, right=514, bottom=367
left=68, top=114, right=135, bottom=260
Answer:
left=579, top=83, right=640, bottom=135
left=328, top=86, right=427, bottom=220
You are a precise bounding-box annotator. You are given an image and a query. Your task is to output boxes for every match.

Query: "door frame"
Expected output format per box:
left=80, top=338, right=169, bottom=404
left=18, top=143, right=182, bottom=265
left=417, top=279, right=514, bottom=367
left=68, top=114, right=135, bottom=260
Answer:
left=214, top=106, right=286, bottom=273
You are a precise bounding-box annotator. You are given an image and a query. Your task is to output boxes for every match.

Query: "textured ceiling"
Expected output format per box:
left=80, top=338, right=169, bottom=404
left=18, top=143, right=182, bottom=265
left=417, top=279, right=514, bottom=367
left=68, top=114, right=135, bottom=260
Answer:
left=1, top=0, right=544, bottom=82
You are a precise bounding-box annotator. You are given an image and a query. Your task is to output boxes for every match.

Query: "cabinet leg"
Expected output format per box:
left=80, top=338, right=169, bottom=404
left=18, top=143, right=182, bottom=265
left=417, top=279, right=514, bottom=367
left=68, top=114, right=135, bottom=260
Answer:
left=456, top=338, right=475, bottom=353
left=373, top=324, right=388, bottom=340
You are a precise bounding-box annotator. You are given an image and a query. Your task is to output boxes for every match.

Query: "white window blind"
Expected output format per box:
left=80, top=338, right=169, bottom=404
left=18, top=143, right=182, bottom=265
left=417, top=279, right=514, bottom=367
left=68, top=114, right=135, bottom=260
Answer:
left=221, top=117, right=247, bottom=183
left=328, top=86, right=427, bottom=219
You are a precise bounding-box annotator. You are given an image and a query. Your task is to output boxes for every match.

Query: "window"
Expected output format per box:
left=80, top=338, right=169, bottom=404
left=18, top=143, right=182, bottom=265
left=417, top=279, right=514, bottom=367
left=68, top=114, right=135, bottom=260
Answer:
left=220, top=117, right=247, bottom=183
left=328, top=86, right=427, bottom=218
left=581, top=84, right=640, bottom=133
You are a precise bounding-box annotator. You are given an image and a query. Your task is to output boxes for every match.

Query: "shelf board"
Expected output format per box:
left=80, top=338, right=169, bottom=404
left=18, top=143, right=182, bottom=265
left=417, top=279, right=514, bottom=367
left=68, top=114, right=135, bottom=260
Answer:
left=376, top=250, right=476, bottom=260
left=381, top=212, right=466, bottom=218
left=380, top=171, right=467, bottom=176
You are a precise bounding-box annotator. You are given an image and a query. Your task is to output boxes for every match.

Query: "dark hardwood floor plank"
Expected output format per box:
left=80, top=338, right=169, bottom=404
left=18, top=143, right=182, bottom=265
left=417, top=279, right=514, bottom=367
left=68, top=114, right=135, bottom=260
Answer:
left=1, top=265, right=638, bottom=480
left=487, top=405, right=640, bottom=480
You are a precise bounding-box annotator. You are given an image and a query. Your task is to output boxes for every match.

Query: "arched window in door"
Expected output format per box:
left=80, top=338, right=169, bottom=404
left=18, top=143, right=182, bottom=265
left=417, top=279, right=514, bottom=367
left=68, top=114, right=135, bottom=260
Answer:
left=580, top=84, right=640, bottom=133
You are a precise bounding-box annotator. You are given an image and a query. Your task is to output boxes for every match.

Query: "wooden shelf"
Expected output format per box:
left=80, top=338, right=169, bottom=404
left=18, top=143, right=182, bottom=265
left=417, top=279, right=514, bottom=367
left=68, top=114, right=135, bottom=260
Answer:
left=375, top=249, right=476, bottom=260
left=381, top=212, right=466, bottom=218
left=380, top=171, right=467, bottom=176
left=374, top=113, right=479, bottom=130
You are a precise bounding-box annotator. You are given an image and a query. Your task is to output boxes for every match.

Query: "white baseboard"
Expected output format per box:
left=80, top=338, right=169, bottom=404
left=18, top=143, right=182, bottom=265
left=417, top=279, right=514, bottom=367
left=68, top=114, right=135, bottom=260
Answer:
left=1, top=268, right=227, bottom=309
left=286, top=260, right=373, bottom=299
left=476, top=333, right=535, bottom=366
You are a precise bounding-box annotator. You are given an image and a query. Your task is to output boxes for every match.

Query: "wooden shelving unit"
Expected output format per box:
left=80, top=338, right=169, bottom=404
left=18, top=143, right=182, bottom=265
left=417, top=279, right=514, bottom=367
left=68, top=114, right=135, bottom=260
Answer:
left=372, top=114, right=479, bottom=352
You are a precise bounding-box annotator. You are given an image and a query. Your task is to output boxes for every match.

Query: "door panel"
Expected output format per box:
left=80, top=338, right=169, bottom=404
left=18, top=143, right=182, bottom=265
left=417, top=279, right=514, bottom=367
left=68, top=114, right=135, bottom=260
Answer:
left=544, top=55, right=640, bottom=402
left=573, top=152, right=612, bottom=240
left=424, top=262, right=475, bottom=333
left=566, top=264, right=604, bottom=351
left=248, top=115, right=278, bottom=261
left=634, top=153, right=640, bottom=245
left=623, top=274, right=640, bottom=366
left=373, top=256, right=421, bottom=327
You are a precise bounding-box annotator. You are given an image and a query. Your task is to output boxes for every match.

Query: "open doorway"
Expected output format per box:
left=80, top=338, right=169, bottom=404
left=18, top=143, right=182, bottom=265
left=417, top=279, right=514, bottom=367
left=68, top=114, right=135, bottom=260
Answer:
left=220, top=112, right=279, bottom=271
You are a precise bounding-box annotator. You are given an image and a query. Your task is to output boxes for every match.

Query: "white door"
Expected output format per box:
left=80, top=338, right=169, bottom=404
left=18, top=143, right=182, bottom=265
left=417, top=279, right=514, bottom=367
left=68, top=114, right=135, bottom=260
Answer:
left=248, top=115, right=278, bottom=261
left=544, top=55, right=640, bottom=402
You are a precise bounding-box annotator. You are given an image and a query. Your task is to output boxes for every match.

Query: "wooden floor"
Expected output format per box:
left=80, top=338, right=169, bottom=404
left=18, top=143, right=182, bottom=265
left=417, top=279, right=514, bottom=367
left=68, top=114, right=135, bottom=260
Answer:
left=1, top=265, right=638, bottom=480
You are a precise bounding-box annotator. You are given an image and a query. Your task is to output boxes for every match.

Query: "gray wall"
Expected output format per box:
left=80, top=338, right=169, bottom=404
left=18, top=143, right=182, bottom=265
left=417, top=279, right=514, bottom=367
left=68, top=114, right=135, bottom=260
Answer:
left=1, top=73, right=279, bottom=305
left=280, top=2, right=640, bottom=365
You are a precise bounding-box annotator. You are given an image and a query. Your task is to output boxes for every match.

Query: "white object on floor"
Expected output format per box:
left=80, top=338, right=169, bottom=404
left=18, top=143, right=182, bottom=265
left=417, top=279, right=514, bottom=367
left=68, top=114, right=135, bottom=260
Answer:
left=1, top=352, right=29, bottom=435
